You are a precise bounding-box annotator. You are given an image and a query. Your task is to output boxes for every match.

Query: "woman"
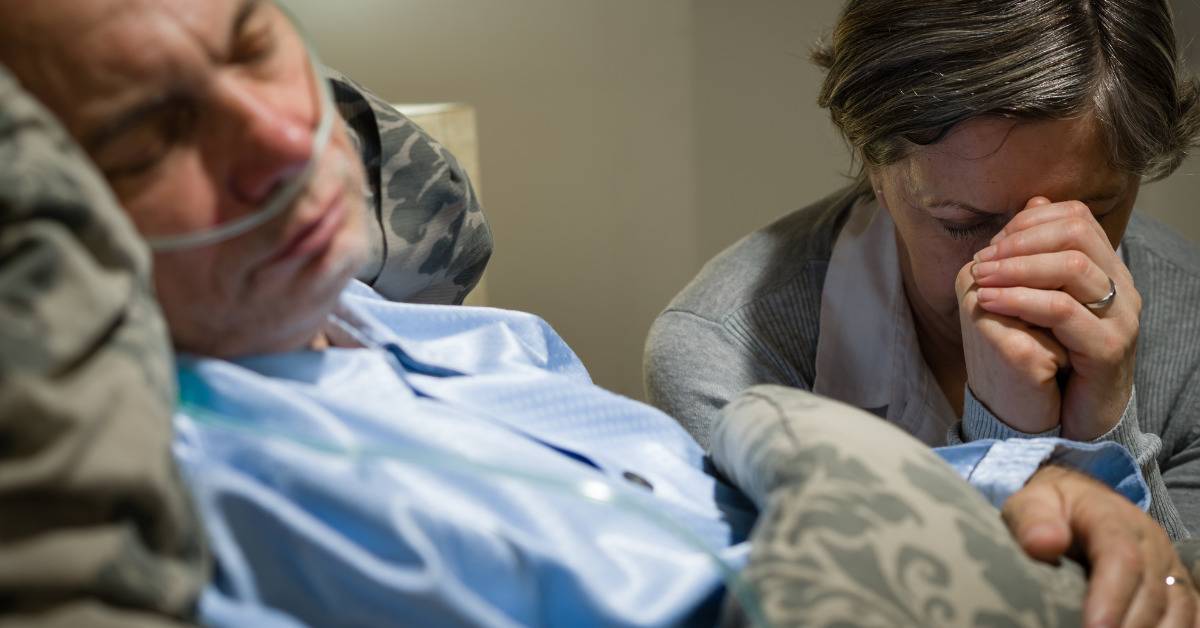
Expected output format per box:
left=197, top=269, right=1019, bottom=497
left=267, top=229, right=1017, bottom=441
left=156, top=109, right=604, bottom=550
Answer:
left=645, top=0, right=1200, bottom=540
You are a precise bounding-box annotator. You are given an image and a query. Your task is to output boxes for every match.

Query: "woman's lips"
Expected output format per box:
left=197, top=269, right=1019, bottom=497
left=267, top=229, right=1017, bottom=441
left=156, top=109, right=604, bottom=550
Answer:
left=266, top=185, right=349, bottom=265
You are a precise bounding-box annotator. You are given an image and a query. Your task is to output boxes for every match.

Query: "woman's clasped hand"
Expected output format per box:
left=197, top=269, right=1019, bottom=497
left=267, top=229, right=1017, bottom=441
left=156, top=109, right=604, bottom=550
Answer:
left=957, top=196, right=1140, bottom=440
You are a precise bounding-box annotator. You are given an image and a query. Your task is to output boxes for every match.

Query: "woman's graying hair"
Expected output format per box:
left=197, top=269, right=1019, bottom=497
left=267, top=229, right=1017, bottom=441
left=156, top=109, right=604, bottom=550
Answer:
left=814, top=0, right=1200, bottom=184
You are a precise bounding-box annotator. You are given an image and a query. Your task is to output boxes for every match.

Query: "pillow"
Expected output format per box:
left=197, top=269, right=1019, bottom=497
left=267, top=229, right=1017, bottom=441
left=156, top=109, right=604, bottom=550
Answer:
left=0, top=65, right=206, bottom=625
left=327, top=68, right=493, bottom=305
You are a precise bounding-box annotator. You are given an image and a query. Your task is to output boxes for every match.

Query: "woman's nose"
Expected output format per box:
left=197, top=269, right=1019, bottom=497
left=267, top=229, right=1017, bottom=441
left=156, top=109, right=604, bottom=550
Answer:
left=219, top=81, right=316, bottom=207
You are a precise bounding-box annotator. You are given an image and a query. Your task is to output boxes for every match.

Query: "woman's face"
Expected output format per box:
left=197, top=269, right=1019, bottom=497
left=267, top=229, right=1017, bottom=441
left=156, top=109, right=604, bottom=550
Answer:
left=870, top=115, right=1139, bottom=326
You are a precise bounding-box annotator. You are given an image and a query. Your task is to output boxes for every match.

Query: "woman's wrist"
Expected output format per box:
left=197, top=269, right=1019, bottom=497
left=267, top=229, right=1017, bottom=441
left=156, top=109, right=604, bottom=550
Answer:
left=961, top=385, right=1062, bottom=442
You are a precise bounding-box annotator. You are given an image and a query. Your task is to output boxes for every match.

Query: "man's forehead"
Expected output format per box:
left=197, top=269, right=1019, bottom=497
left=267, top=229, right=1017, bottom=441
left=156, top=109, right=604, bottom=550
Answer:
left=0, top=0, right=260, bottom=94
left=0, top=0, right=238, bottom=48
left=0, top=0, right=261, bottom=128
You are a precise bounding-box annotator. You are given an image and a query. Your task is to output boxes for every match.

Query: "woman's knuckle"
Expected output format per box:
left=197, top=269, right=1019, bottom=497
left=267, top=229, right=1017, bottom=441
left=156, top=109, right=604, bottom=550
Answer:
left=1049, top=292, right=1076, bottom=321
left=1128, top=290, right=1144, bottom=316
left=1063, top=251, right=1090, bottom=277
left=1065, top=218, right=1091, bottom=243
left=1003, top=338, right=1034, bottom=365
left=1096, top=334, right=1125, bottom=364
left=1010, top=339, right=1052, bottom=370
left=1067, top=200, right=1091, bottom=216
left=1126, top=314, right=1141, bottom=339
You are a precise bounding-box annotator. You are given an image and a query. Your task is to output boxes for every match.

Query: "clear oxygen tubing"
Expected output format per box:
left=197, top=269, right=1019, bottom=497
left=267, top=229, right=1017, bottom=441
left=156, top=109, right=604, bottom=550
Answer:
left=178, top=398, right=771, bottom=628
left=144, top=9, right=336, bottom=253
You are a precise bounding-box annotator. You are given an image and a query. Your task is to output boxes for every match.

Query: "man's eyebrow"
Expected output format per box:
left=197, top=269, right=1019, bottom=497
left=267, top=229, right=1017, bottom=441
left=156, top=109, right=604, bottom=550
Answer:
left=225, top=0, right=267, bottom=59
left=84, top=95, right=174, bottom=153
left=85, top=0, right=268, bottom=153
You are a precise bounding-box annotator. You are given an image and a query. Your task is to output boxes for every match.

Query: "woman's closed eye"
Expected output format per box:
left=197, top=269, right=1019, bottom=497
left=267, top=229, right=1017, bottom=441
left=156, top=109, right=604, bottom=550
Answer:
left=938, top=216, right=1004, bottom=240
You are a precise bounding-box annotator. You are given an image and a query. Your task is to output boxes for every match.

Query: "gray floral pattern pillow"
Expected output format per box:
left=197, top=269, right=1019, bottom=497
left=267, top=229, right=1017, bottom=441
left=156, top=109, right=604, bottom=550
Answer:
left=328, top=68, right=493, bottom=305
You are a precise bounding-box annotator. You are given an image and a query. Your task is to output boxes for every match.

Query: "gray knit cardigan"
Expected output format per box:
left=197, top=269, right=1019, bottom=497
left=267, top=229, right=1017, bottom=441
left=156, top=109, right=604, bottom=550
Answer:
left=646, top=187, right=1200, bottom=540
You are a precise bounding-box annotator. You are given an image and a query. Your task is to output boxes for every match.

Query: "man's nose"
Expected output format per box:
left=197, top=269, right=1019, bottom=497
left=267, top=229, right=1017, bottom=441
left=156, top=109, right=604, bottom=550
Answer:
left=219, top=82, right=316, bottom=206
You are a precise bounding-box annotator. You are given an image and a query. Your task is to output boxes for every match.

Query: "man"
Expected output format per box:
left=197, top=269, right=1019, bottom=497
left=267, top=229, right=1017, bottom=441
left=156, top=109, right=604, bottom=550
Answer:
left=0, top=1, right=1195, bottom=626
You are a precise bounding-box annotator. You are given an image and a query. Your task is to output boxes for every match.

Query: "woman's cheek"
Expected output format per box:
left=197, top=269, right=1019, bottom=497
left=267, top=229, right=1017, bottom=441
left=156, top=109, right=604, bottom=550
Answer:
left=921, top=248, right=974, bottom=309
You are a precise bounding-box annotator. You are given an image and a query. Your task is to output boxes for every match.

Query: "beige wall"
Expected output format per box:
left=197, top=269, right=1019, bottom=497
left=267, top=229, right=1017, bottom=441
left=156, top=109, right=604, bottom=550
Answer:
left=285, top=0, right=1200, bottom=401
left=1140, top=0, right=1200, bottom=238
left=692, top=0, right=848, bottom=260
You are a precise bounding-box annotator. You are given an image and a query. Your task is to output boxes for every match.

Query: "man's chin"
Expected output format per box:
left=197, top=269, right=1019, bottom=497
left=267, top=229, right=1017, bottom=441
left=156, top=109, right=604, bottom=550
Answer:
left=165, top=203, right=370, bottom=359
left=248, top=233, right=367, bottom=355
left=175, top=293, right=348, bottom=358
left=169, top=263, right=362, bottom=359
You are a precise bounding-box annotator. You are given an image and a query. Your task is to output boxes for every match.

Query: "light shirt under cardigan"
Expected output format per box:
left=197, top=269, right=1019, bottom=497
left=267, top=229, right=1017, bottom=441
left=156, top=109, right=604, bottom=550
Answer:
left=646, top=187, right=1200, bottom=541
left=811, top=196, right=958, bottom=443
left=176, top=281, right=1148, bottom=627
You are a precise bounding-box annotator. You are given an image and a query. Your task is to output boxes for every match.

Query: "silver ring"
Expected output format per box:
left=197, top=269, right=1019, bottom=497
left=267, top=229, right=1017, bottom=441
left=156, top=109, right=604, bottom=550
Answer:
left=1166, top=575, right=1179, bottom=587
left=1084, top=277, right=1117, bottom=311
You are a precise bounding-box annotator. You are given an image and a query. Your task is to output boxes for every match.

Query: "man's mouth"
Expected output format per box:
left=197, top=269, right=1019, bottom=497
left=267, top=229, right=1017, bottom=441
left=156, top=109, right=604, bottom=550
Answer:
left=265, top=182, right=349, bottom=266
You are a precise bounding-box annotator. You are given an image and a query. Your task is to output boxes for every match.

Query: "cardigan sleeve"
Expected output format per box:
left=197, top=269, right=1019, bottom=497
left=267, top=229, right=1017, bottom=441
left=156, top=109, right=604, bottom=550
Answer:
left=1159, top=367, right=1200, bottom=539
left=644, top=309, right=798, bottom=450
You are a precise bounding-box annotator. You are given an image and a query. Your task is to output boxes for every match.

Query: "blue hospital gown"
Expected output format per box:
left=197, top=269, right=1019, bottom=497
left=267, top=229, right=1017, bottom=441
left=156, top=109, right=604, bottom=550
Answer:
left=173, top=281, right=1146, bottom=628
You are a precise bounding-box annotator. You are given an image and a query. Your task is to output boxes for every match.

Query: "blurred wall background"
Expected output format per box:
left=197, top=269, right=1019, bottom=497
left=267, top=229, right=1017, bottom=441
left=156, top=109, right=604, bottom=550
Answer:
left=284, top=0, right=1200, bottom=401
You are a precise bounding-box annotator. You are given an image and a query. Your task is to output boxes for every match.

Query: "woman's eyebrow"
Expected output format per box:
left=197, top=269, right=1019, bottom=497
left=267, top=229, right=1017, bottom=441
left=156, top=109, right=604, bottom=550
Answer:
left=925, top=199, right=994, bottom=215
left=1082, top=191, right=1121, bottom=204
left=926, top=190, right=1124, bottom=215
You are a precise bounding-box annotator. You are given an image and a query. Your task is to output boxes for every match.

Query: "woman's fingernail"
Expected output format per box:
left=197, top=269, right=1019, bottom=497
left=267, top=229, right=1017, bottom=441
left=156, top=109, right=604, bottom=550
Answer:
left=990, top=231, right=1006, bottom=245
left=977, top=287, right=999, bottom=302
left=975, top=246, right=998, bottom=263
left=973, top=261, right=999, bottom=278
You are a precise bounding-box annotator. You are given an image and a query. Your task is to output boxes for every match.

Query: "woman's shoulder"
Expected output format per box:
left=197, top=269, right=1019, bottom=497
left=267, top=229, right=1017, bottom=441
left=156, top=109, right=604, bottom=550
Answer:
left=1124, top=213, right=1200, bottom=282
left=1124, top=214, right=1200, bottom=319
left=1123, top=213, right=1200, bottom=437
left=663, top=186, right=860, bottom=323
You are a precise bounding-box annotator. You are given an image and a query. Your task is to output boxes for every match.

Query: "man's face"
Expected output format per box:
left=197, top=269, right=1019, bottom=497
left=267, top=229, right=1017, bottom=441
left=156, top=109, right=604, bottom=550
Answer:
left=870, top=115, right=1139, bottom=328
left=2, top=0, right=369, bottom=357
